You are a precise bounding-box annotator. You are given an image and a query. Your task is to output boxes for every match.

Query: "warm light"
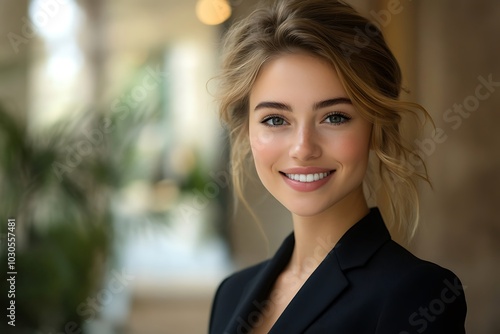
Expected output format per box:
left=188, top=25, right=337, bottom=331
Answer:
left=196, top=0, right=232, bottom=25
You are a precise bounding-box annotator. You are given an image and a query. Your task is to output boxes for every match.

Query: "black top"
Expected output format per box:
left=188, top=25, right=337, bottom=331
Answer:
left=209, top=208, right=467, bottom=333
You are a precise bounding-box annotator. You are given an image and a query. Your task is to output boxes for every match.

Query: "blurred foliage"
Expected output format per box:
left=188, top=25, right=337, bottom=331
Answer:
left=0, top=103, right=114, bottom=332
left=0, top=60, right=224, bottom=332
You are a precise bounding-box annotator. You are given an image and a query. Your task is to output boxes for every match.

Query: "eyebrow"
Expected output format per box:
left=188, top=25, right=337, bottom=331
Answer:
left=254, top=97, right=352, bottom=112
left=313, top=97, right=352, bottom=110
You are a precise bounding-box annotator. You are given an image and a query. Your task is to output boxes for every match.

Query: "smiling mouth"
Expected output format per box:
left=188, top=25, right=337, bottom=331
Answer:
left=280, top=170, right=335, bottom=183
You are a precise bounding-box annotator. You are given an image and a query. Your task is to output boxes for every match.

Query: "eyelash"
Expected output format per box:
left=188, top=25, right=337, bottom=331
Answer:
left=260, top=112, right=351, bottom=127
left=261, top=114, right=288, bottom=127
left=324, top=112, right=352, bottom=125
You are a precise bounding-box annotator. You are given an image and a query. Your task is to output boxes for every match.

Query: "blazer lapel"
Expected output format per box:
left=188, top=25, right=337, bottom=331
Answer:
left=270, top=208, right=391, bottom=333
left=333, top=208, right=391, bottom=271
left=224, top=208, right=391, bottom=334
left=223, top=233, right=295, bottom=334
left=270, top=251, right=349, bottom=333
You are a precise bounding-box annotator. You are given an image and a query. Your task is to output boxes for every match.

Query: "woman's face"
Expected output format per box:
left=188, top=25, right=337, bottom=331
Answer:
left=248, top=53, right=372, bottom=218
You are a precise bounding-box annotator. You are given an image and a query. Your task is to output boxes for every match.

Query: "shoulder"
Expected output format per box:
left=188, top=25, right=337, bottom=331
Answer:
left=366, top=239, right=456, bottom=279
left=209, top=261, right=268, bottom=333
left=209, top=232, right=295, bottom=333
left=214, top=260, right=267, bottom=302
left=371, top=241, right=467, bottom=333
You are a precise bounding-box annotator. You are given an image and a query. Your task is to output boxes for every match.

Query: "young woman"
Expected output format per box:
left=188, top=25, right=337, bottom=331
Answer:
left=209, top=0, right=467, bottom=333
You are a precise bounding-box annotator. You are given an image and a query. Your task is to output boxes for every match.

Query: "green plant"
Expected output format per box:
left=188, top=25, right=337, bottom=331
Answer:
left=0, top=104, right=113, bottom=332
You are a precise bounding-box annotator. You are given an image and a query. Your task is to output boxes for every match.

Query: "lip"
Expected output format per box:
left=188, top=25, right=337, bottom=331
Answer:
left=280, top=167, right=333, bottom=174
left=279, top=168, right=335, bottom=192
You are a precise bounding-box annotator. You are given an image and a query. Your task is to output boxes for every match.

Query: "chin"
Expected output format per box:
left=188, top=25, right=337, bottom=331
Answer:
left=290, top=209, right=327, bottom=218
left=281, top=198, right=335, bottom=218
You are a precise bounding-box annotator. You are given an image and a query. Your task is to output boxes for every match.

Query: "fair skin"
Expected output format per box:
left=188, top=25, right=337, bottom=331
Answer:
left=248, top=53, right=372, bottom=333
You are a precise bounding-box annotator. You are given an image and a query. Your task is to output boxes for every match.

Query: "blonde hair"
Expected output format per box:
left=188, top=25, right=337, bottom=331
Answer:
left=215, top=0, right=431, bottom=241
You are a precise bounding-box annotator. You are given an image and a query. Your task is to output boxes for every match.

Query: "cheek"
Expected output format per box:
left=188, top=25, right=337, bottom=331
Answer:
left=332, top=130, right=371, bottom=164
left=250, top=130, right=275, bottom=152
left=249, top=129, right=282, bottom=168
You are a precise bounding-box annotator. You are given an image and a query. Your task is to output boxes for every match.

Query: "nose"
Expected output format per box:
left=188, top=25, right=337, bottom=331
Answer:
left=289, top=125, right=322, bottom=161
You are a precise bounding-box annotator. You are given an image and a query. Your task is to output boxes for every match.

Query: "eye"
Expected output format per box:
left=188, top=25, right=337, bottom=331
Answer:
left=262, top=115, right=288, bottom=127
left=323, top=112, right=351, bottom=125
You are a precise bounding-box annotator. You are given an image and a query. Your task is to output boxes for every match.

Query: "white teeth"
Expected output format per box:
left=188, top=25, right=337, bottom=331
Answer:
left=285, top=172, right=331, bottom=183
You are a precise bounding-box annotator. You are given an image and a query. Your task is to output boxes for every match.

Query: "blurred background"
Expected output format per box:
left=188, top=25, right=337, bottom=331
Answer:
left=0, top=0, right=498, bottom=333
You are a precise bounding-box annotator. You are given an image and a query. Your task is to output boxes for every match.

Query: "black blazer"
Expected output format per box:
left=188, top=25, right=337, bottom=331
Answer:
left=209, top=208, right=467, bottom=333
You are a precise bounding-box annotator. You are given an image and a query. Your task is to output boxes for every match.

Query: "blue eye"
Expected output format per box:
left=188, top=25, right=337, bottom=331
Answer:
left=262, top=116, right=287, bottom=127
left=324, top=113, right=350, bottom=125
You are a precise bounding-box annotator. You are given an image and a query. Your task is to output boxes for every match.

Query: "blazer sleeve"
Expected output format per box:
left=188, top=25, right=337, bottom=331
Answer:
left=375, top=263, right=467, bottom=334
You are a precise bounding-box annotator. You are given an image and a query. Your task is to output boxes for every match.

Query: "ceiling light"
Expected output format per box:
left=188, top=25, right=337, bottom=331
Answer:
left=196, top=0, right=232, bottom=26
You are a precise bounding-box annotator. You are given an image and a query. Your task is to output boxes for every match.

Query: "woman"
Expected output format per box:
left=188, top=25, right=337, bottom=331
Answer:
left=209, top=0, right=467, bottom=333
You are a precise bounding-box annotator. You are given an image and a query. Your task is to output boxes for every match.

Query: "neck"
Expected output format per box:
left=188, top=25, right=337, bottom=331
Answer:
left=287, top=186, right=369, bottom=276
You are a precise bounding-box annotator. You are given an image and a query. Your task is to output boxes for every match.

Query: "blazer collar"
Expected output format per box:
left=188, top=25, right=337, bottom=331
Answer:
left=333, top=207, right=391, bottom=270
left=224, top=208, right=391, bottom=334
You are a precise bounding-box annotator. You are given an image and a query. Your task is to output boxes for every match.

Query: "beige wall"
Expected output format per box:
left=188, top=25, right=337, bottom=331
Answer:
left=228, top=1, right=500, bottom=333
left=0, top=0, right=30, bottom=121
left=413, top=1, right=500, bottom=333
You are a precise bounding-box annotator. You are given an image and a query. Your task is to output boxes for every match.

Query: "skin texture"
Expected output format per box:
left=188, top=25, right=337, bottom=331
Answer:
left=248, top=52, right=373, bottom=273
